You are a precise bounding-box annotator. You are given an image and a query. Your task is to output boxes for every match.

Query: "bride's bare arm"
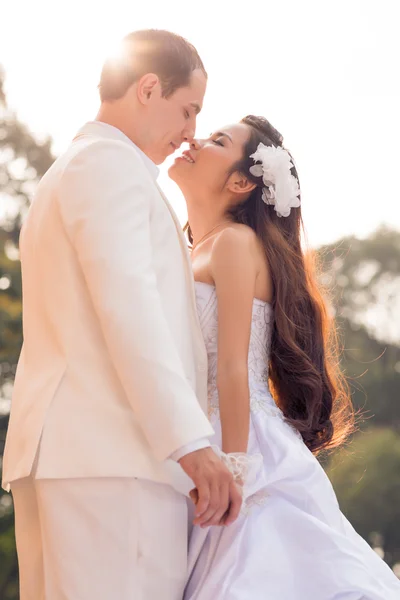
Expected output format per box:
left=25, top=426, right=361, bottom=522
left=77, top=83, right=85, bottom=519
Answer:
left=210, top=225, right=259, bottom=454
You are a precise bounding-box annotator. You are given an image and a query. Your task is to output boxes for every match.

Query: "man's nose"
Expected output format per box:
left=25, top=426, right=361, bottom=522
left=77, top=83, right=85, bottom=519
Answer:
left=183, top=114, right=197, bottom=144
left=183, top=128, right=195, bottom=144
left=190, top=139, right=202, bottom=151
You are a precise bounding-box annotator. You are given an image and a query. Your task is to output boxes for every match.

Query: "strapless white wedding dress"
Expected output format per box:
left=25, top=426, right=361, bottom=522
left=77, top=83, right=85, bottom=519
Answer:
left=184, top=281, right=400, bottom=600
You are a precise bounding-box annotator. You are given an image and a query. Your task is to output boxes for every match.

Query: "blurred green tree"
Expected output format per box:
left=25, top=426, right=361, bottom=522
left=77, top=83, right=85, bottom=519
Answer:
left=328, top=427, right=400, bottom=566
left=0, top=67, right=54, bottom=599
left=319, top=230, right=400, bottom=429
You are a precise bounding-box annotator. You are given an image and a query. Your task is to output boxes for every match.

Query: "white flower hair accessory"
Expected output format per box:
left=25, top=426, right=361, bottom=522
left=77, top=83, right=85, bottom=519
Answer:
left=249, top=143, right=301, bottom=217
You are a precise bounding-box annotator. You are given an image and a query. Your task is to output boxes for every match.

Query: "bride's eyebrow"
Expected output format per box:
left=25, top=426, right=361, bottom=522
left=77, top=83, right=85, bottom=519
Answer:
left=210, top=132, right=233, bottom=142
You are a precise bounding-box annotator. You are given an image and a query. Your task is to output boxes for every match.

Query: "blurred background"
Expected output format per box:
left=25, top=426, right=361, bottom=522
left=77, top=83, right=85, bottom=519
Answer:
left=1, top=0, right=399, bottom=596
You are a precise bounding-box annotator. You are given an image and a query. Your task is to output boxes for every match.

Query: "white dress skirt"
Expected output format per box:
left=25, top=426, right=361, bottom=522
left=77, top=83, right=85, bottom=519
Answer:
left=184, top=282, right=400, bottom=600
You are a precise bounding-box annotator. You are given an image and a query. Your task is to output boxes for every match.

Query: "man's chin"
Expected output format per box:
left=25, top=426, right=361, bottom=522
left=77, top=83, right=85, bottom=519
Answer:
left=169, top=142, right=182, bottom=157
left=154, top=147, right=174, bottom=165
left=150, top=144, right=179, bottom=165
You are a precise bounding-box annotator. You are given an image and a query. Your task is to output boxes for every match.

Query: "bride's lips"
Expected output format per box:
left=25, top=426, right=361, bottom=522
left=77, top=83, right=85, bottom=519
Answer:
left=184, top=150, right=195, bottom=162
left=175, top=150, right=196, bottom=164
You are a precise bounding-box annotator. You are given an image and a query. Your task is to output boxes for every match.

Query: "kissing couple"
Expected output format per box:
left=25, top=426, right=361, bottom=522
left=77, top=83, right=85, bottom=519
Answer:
left=3, top=29, right=400, bottom=600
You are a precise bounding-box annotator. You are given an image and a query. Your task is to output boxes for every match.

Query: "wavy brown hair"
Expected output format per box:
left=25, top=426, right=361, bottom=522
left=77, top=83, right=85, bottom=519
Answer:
left=185, top=115, right=354, bottom=453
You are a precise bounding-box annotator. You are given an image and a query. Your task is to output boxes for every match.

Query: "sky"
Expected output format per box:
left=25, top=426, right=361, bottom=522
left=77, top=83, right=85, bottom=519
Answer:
left=0, top=0, right=399, bottom=247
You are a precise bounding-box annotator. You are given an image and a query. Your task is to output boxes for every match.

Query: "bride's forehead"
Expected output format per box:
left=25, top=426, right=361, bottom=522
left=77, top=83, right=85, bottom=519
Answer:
left=212, top=123, right=249, bottom=141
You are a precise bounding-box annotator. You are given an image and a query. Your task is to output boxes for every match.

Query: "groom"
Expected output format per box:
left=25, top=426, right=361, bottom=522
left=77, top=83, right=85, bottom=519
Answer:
left=2, top=30, right=242, bottom=600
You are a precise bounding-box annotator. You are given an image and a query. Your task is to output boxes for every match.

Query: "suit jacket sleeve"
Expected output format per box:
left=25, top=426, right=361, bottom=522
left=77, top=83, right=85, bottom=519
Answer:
left=57, top=139, right=213, bottom=460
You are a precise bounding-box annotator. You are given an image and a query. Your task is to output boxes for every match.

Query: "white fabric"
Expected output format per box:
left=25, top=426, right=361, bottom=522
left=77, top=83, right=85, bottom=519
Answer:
left=84, top=127, right=210, bottom=464
left=249, top=143, right=301, bottom=218
left=170, top=437, right=211, bottom=462
left=12, top=476, right=188, bottom=600
left=2, top=120, right=214, bottom=495
left=210, top=444, right=263, bottom=512
left=185, top=282, right=400, bottom=600
left=83, top=121, right=160, bottom=181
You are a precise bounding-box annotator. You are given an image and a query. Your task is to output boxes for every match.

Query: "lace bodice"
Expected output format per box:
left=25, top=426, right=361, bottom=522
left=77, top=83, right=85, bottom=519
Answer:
left=195, top=282, right=280, bottom=419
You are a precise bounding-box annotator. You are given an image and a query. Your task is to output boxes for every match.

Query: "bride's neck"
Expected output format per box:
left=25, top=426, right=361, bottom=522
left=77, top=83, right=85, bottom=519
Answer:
left=187, top=202, right=230, bottom=248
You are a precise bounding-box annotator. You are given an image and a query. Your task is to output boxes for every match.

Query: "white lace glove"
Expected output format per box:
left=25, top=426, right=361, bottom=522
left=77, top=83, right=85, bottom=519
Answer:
left=211, top=445, right=264, bottom=506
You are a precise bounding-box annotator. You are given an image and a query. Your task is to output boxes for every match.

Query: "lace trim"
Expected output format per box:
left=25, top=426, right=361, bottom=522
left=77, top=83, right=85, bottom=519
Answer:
left=212, top=446, right=262, bottom=484
left=242, top=489, right=270, bottom=515
left=211, top=446, right=268, bottom=514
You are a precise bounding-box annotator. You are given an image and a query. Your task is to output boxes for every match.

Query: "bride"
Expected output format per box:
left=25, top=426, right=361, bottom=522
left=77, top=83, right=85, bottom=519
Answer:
left=169, top=115, right=400, bottom=599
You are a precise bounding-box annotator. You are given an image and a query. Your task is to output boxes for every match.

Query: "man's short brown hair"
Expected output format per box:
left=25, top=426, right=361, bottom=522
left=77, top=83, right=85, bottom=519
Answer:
left=99, top=29, right=207, bottom=101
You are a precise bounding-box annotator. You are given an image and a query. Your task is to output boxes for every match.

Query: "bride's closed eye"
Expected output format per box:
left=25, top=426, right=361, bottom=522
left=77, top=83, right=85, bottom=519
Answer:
left=209, top=132, right=224, bottom=146
left=209, top=134, right=225, bottom=146
left=210, top=131, right=233, bottom=146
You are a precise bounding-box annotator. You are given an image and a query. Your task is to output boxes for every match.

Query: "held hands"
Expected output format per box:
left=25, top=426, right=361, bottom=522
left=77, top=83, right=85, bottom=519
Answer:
left=179, top=447, right=243, bottom=528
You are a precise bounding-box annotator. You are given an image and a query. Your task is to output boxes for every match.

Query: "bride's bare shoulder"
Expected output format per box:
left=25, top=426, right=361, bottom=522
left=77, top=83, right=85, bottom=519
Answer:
left=213, top=222, right=257, bottom=246
left=210, top=224, right=259, bottom=283
left=211, top=223, right=262, bottom=260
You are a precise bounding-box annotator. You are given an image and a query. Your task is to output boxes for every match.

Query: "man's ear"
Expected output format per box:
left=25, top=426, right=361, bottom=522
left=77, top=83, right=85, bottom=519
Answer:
left=136, top=73, right=160, bottom=104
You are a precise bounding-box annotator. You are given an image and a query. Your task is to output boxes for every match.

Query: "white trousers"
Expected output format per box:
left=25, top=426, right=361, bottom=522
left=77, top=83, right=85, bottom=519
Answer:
left=11, top=476, right=188, bottom=600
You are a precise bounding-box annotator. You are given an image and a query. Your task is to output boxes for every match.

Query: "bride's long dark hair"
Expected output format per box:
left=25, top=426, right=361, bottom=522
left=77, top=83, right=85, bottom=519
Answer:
left=185, top=115, right=354, bottom=453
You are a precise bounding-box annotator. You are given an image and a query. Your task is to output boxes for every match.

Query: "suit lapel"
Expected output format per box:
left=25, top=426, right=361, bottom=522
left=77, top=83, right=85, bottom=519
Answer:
left=155, top=184, right=206, bottom=355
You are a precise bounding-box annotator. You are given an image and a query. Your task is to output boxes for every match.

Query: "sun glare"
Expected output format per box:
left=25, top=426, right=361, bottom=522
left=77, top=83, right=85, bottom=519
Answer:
left=101, top=37, right=127, bottom=67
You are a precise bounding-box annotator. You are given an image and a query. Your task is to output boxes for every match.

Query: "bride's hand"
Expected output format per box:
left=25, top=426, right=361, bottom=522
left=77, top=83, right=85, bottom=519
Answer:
left=179, top=447, right=242, bottom=527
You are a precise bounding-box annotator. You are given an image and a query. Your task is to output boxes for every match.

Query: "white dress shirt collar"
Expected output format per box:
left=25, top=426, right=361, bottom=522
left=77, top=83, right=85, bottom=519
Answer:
left=74, top=121, right=160, bottom=181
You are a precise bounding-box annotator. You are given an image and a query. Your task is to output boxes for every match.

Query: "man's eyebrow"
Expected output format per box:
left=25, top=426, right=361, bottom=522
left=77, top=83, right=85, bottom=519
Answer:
left=190, top=102, right=201, bottom=115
